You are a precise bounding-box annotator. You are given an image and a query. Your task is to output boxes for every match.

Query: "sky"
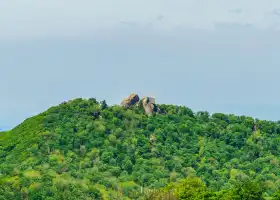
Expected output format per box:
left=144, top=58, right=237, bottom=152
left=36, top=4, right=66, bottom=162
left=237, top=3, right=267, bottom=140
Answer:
left=2, top=0, right=280, bottom=129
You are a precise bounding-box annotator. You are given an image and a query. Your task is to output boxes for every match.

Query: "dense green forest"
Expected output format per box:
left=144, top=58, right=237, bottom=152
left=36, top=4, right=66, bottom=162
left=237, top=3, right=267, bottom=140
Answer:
left=1, top=97, right=280, bottom=199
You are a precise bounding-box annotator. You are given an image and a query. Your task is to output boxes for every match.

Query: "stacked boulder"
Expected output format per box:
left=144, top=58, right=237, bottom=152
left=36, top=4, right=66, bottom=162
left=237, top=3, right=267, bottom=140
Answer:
left=120, top=94, right=159, bottom=115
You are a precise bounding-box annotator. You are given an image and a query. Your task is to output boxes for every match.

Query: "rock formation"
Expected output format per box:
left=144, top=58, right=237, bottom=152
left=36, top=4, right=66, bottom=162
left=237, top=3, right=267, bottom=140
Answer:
left=120, top=94, right=140, bottom=108
left=142, top=96, right=159, bottom=116
left=120, top=94, right=160, bottom=115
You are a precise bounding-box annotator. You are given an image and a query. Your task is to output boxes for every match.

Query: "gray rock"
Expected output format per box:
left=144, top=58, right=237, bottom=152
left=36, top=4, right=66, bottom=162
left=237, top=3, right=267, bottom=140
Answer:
left=142, top=97, right=158, bottom=115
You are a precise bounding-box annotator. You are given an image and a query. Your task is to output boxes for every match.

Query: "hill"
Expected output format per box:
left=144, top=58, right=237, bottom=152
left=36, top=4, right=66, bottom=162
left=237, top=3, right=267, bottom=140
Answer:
left=1, top=97, right=280, bottom=199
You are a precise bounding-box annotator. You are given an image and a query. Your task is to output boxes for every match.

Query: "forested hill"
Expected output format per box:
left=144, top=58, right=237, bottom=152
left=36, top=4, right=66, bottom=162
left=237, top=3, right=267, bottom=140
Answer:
left=1, top=97, right=280, bottom=199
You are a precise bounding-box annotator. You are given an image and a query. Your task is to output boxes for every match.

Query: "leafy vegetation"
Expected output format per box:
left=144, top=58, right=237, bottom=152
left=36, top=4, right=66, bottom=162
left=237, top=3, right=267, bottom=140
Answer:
left=1, top=97, right=280, bottom=199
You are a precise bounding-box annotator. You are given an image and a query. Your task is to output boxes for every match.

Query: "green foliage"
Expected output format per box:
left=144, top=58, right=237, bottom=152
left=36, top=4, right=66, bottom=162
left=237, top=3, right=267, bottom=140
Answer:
left=272, top=190, right=280, bottom=200
left=219, top=180, right=264, bottom=200
left=165, top=177, right=216, bottom=200
left=1, top=97, right=280, bottom=199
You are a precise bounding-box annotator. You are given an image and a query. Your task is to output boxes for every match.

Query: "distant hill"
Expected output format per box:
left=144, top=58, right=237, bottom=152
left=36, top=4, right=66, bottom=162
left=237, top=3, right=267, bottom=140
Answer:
left=1, top=97, right=280, bottom=199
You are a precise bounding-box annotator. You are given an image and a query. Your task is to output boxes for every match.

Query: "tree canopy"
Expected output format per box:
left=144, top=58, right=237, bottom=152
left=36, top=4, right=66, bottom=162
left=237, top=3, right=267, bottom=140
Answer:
left=1, top=97, right=280, bottom=199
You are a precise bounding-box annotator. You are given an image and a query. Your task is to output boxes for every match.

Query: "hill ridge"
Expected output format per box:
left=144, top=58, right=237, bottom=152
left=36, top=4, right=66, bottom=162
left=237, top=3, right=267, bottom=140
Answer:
left=0, top=97, right=280, bottom=199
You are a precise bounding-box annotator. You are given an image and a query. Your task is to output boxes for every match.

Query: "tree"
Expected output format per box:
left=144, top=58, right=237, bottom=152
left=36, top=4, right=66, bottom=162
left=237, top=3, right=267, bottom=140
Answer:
left=272, top=190, right=280, bottom=200
left=100, top=100, right=108, bottom=110
left=165, top=177, right=216, bottom=200
left=220, top=180, right=264, bottom=200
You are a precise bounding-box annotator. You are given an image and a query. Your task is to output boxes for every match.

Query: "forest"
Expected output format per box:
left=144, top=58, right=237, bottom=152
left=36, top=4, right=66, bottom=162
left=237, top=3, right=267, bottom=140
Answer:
left=1, top=97, right=280, bottom=199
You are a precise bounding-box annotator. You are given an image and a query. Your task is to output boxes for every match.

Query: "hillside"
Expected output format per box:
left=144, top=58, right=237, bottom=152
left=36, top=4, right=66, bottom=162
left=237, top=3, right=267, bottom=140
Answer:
left=1, top=97, right=280, bottom=199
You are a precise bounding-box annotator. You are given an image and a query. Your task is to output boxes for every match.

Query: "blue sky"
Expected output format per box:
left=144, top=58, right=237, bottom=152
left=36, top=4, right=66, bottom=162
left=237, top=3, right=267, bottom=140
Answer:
left=2, top=0, right=280, bottom=128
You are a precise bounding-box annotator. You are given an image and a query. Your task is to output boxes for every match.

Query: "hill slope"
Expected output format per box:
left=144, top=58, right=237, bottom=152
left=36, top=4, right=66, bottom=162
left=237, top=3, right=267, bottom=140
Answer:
left=1, top=97, right=280, bottom=199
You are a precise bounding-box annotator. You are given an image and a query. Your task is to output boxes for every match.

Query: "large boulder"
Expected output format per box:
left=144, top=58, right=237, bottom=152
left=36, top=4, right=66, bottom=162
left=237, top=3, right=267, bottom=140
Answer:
left=120, top=94, right=140, bottom=108
left=142, top=97, right=158, bottom=115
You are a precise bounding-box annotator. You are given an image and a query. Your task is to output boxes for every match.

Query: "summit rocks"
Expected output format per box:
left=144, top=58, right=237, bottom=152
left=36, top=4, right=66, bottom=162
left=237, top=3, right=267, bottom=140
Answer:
left=120, top=94, right=140, bottom=108
left=120, top=94, right=160, bottom=115
left=142, top=97, right=159, bottom=116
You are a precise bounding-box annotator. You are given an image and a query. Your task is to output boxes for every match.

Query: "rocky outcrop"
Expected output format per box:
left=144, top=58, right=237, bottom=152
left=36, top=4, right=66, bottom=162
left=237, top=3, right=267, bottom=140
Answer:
left=142, top=97, right=159, bottom=116
left=120, top=94, right=160, bottom=115
left=120, top=94, right=140, bottom=108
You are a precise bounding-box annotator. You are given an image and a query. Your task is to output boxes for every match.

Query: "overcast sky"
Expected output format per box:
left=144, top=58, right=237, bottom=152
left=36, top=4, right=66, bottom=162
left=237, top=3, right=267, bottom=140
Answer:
left=2, top=0, right=280, bottom=129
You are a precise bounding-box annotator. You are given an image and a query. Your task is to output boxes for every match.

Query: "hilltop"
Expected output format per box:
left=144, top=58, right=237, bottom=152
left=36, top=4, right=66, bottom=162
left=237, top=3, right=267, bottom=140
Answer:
left=1, top=96, right=280, bottom=199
